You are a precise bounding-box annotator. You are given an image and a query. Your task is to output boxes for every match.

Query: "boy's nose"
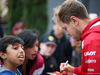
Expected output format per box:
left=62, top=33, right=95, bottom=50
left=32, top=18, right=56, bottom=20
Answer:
left=20, top=48, right=25, bottom=53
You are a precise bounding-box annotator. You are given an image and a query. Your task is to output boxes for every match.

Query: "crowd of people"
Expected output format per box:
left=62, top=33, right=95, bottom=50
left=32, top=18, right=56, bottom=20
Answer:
left=0, top=0, right=100, bottom=75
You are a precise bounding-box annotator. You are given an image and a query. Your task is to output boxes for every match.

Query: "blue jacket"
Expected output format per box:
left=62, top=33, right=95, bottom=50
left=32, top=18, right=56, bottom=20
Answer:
left=0, top=66, right=22, bottom=75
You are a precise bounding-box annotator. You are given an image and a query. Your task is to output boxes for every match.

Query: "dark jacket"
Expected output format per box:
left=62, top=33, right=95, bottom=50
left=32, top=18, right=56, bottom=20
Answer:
left=39, top=30, right=73, bottom=70
left=41, top=56, right=58, bottom=75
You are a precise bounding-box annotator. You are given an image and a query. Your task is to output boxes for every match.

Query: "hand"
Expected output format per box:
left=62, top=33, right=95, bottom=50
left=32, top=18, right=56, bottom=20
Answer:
left=60, top=63, right=74, bottom=75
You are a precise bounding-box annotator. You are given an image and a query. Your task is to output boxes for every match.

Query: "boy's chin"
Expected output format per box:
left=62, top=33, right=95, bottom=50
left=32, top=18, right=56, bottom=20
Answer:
left=17, top=61, right=24, bottom=66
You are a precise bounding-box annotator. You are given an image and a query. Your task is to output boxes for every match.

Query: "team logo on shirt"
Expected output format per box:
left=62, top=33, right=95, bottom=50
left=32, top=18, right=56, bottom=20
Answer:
left=84, top=51, right=96, bottom=56
left=85, top=59, right=96, bottom=63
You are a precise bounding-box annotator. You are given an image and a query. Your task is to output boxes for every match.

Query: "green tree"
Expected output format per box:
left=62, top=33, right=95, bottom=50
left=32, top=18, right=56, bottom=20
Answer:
left=7, top=0, right=48, bottom=38
left=22, top=0, right=48, bottom=39
left=7, top=0, right=23, bottom=34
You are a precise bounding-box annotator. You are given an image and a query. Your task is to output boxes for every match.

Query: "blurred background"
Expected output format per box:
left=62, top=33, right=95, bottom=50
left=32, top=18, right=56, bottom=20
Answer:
left=0, top=0, right=100, bottom=38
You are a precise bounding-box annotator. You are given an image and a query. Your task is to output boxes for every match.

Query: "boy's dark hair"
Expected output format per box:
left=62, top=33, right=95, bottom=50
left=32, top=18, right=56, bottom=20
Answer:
left=0, top=35, right=24, bottom=63
left=17, top=30, right=38, bottom=49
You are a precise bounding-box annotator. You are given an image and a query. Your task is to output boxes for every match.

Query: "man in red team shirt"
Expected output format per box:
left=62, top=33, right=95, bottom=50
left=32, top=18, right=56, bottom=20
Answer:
left=53, top=0, right=100, bottom=75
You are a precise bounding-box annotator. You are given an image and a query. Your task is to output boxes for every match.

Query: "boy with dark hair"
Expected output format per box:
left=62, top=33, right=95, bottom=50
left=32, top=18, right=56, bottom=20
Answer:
left=0, top=35, right=25, bottom=75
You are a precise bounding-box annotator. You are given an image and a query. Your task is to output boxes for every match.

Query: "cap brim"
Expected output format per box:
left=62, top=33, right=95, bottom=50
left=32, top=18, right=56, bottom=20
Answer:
left=44, top=42, right=57, bottom=47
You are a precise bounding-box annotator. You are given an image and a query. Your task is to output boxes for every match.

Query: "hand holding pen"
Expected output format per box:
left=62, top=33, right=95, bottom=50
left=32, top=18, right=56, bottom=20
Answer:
left=60, top=60, right=69, bottom=73
left=60, top=60, right=74, bottom=75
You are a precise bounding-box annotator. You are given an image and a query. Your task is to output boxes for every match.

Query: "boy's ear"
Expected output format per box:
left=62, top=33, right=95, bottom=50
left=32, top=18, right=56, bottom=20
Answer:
left=0, top=52, right=7, bottom=59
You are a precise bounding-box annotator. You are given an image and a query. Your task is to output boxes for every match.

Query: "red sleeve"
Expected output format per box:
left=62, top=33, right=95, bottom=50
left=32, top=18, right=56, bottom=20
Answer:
left=74, top=66, right=81, bottom=75
left=83, top=38, right=100, bottom=73
left=75, top=33, right=100, bottom=75
left=36, top=53, right=44, bottom=68
left=29, top=53, right=44, bottom=75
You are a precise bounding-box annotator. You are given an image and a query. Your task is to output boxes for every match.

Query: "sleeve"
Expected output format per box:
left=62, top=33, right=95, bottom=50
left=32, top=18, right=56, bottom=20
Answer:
left=32, top=64, right=44, bottom=75
left=74, top=36, right=100, bottom=75
left=74, top=66, right=81, bottom=75
left=32, top=53, right=44, bottom=75
left=82, top=38, right=100, bottom=74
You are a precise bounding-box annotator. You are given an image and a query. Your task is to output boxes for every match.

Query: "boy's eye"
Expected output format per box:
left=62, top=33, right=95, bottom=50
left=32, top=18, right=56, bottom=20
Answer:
left=13, top=47, right=18, bottom=50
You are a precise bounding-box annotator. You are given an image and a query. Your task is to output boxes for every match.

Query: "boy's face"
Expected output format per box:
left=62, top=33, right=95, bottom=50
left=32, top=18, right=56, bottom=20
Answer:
left=4, top=43, right=25, bottom=66
left=40, top=43, right=56, bottom=57
left=25, top=39, right=38, bottom=60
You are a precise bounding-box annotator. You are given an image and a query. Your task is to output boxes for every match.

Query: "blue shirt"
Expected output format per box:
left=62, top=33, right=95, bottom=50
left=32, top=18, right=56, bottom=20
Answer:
left=0, top=66, right=21, bottom=75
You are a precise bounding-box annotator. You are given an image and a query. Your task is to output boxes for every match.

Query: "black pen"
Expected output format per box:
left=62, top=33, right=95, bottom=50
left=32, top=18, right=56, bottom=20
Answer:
left=60, top=60, right=68, bottom=73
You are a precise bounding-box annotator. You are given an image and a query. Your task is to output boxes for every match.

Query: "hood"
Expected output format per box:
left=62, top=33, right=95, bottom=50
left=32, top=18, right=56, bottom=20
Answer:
left=80, top=16, right=100, bottom=40
left=0, top=66, right=10, bottom=72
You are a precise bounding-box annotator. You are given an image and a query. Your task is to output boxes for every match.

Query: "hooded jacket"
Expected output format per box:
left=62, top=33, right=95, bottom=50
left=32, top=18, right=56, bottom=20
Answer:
left=0, top=66, right=21, bottom=75
left=74, top=16, right=100, bottom=75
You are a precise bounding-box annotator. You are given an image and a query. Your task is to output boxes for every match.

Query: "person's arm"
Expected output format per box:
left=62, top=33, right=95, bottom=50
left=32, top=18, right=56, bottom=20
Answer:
left=81, top=37, right=100, bottom=74
left=32, top=64, right=44, bottom=75
left=74, top=35, right=100, bottom=74
left=74, top=66, right=81, bottom=75
left=60, top=61, right=81, bottom=75
left=31, top=53, right=44, bottom=75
